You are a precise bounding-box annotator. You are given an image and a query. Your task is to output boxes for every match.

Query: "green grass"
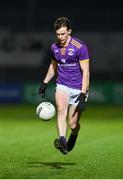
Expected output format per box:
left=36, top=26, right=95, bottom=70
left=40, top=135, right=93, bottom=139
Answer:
left=0, top=104, right=123, bottom=179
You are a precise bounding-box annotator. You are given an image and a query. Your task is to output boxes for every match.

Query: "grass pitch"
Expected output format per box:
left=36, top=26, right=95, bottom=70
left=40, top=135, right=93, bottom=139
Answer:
left=0, top=104, right=123, bottom=179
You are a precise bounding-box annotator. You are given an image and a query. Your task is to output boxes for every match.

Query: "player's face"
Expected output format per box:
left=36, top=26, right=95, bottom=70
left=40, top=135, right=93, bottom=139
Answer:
left=56, top=27, right=70, bottom=45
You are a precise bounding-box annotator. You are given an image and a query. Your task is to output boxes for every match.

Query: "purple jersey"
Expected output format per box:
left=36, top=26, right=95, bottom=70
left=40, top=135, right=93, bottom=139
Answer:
left=50, top=37, right=89, bottom=90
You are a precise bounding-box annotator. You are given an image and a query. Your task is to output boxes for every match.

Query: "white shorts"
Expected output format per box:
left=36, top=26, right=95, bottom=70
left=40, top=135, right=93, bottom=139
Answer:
left=56, top=84, right=82, bottom=106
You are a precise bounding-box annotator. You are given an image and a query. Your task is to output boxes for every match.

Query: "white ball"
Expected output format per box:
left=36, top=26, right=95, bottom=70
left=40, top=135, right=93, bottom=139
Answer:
left=36, top=102, right=56, bottom=120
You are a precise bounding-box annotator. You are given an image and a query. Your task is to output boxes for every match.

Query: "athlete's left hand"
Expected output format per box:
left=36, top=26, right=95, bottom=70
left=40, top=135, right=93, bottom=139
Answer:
left=75, top=93, right=87, bottom=111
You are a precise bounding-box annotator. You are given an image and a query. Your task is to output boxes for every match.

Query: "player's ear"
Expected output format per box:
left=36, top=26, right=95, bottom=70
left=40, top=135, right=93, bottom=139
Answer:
left=68, top=29, right=72, bottom=35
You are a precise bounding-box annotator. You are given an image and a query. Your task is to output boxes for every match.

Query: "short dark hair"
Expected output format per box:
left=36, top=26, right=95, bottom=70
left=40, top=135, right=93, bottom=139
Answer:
left=54, top=16, right=71, bottom=30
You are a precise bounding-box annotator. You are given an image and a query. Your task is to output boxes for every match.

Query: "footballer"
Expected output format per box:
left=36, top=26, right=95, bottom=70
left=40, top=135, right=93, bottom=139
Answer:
left=39, top=16, right=90, bottom=154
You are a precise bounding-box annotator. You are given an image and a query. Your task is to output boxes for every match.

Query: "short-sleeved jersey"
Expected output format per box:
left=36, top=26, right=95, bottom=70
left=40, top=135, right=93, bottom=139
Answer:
left=50, top=36, right=89, bottom=90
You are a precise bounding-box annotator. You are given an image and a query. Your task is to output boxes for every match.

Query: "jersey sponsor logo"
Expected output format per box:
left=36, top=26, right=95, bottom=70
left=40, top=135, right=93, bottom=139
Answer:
left=58, top=62, right=77, bottom=67
left=68, top=48, right=74, bottom=56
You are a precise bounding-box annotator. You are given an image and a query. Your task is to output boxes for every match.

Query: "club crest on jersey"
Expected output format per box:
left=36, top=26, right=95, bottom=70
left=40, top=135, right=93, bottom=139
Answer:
left=68, top=48, right=74, bottom=56
left=61, top=48, right=66, bottom=55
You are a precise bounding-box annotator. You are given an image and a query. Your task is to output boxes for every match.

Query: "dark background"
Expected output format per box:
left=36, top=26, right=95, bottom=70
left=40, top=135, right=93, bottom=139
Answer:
left=0, top=0, right=123, bottom=83
left=0, top=0, right=123, bottom=32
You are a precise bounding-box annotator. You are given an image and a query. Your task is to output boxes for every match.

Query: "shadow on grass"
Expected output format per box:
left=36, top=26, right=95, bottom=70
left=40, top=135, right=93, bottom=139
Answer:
left=28, top=162, right=76, bottom=169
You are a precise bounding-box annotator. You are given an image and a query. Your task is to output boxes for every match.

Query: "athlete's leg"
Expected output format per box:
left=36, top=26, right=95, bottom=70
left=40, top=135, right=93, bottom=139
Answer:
left=67, top=105, right=81, bottom=152
left=55, top=88, right=69, bottom=137
left=54, top=88, right=69, bottom=154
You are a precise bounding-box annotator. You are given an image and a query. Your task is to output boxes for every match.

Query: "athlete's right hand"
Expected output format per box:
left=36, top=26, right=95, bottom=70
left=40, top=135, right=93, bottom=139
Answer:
left=38, top=82, right=48, bottom=98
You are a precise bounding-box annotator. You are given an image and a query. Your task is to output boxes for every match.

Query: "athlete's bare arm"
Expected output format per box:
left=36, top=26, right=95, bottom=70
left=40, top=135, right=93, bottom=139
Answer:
left=44, top=59, right=57, bottom=83
left=80, top=59, right=90, bottom=93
